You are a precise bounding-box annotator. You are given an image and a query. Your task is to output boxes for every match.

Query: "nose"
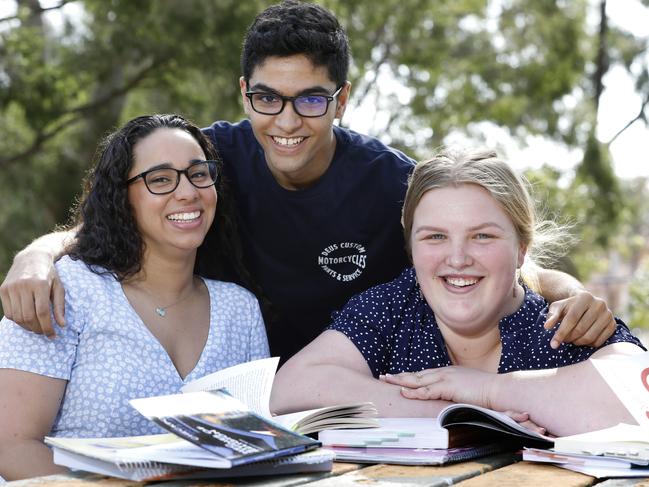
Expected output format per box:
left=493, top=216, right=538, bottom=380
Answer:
left=446, top=240, right=472, bottom=268
left=173, top=173, right=200, bottom=200
left=274, top=100, right=303, bottom=133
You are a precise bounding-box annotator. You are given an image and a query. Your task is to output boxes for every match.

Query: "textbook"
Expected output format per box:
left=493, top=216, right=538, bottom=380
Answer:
left=319, top=403, right=554, bottom=450
left=552, top=423, right=649, bottom=461
left=329, top=443, right=509, bottom=465
left=180, top=357, right=378, bottom=434
left=523, top=447, right=649, bottom=479
left=46, top=434, right=335, bottom=482
left=129, top=389, right=320, bottom=467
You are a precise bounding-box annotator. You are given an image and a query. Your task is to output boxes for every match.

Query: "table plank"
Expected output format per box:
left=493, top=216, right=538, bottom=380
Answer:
left=597, top=480, right=649, bottom=486
left=299, top=453, right=518, bottom=487
left=455, top=461, right=596, bottom=487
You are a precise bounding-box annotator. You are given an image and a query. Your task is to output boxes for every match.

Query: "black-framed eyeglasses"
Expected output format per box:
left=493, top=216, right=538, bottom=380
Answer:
left=245, top=85, right=344, bottom=117
left=126, top=160, right=218, bottom=195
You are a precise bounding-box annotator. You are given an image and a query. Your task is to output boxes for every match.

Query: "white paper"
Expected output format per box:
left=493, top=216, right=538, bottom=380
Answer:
left=180, top=356, right=279, bottom=417
left=591, top=351, right=649, bottom=426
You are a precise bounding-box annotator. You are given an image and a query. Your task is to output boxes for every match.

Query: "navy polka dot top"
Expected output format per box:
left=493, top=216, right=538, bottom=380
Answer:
left=329, top=267, right=644, bottom=378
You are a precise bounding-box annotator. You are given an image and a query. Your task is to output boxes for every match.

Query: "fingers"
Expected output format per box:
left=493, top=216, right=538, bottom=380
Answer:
left=380, top=371, right=440, bottom=389
left=543, top=301, right=564, bottom=331
left=51, top=277, right=66, bottom=329
left=550, top=292, right=613, bottom=348
left=572, top=314, right=616, bottom=348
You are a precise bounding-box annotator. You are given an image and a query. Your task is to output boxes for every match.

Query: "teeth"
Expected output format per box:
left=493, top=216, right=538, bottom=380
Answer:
left=167, top=211, right=200, bottom=222
left=273, top=136, right=304, bottom=146
left=445, top=277, right=478, bottom=287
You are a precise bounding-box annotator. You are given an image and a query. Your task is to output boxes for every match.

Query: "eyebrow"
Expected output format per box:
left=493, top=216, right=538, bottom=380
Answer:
left=414, top=222, right=506, bottom=234
left=141, top=159, right=205, bottom=172
left=248, top=82, right=334, bottom=96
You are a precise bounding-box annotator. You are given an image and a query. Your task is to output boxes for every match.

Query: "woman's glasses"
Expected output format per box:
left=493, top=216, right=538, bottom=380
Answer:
left=126, top=160, right=218, bottom=195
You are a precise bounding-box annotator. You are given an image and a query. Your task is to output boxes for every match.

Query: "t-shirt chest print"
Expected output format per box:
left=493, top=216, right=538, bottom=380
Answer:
left=318, top=242, right=367, bottom=282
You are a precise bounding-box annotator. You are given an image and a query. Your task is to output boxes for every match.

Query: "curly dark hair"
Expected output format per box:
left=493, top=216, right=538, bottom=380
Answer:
left=241, top=0, right=350, bottom=86
left=68, top=114, right=251, bottom=288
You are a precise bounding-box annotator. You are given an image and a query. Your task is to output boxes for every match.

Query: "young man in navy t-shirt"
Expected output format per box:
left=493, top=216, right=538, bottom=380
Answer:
left=0, top=1, right=618, bottom=363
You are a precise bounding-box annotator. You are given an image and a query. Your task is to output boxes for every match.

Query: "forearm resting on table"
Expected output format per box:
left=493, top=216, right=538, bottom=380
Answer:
left=489, top=344, right=639, bottom=436
left=0, top=439, right=67, bottom=480
left=271, top=362, right=451, bottom=417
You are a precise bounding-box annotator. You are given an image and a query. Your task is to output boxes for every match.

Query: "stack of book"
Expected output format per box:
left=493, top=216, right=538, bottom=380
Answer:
left=318, top=403, right=554, bottom=465
left=48, top=357, right=378, bottom=481
left=522, top=423, right=649, bottom=478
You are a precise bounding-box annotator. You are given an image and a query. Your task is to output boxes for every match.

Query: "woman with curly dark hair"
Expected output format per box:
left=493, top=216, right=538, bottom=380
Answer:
left=0, top=114, right=269, bottom=480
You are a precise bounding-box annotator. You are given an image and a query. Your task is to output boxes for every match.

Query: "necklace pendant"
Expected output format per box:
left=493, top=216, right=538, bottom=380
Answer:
left=155, top=307, right=166, bottom=317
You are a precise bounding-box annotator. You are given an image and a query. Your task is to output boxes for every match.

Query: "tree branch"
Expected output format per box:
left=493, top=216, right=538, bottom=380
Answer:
left=0, top=58, right=164, bottom=168
left=607, top=92, right=649, bottom=144
left=593, top=0, right=608, bottom=111
left=0, top=0, right=75, bottom=23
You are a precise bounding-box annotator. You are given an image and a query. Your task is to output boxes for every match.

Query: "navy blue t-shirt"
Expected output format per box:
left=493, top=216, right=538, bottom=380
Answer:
left=329, top=267, right=645, bottom=377
left=202, top=120, right=415, bottom=361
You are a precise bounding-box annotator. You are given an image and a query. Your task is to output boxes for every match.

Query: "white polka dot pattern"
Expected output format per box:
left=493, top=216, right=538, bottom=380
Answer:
left=0, top=255, right=269, bottom=439
left=329, top=267, right=644, bottom=377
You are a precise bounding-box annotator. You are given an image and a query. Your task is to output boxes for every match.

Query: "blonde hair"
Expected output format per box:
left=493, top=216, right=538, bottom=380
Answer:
left=401, top=148, right=572, bottom=289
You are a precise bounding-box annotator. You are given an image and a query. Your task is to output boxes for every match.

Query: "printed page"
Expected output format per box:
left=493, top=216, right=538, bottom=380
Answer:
left=591, top=351, right=649, bottom=426
left=181, top=357, right=279, bottom=417
left=437, top=403, right=553, bottom=443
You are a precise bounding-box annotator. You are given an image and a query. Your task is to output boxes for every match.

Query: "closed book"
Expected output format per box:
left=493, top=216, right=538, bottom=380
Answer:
left=129, top=389, right=320, bottom=467
left=47, top=434, right=334, bottom=482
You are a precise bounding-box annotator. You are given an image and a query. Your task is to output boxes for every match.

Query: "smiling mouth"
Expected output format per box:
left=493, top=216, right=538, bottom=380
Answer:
left=167, top=211, right=200, bottom=222
left=444, top=276, right=480, bottom=288
left=272, top=136, right=305, bottom=147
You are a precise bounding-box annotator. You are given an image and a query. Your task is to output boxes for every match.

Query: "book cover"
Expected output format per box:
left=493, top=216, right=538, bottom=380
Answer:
left=130, top=389, right=320, bottom=467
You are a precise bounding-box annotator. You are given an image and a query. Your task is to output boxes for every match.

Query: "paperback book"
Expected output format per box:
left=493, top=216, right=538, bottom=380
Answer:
left=319, top=403, right=554, bottom=450
left=181, top=357, right=378, bottom=434
left=523, top=447, right=649, bottom=479
left=329, top=443, right=510, bottom=466
left=46, top=434, right=334, bottom=482
left=129, top=389, right=320, bottom=467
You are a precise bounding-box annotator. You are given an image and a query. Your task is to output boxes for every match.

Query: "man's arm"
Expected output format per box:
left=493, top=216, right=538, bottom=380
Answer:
left=0, top=369, right=68, bottom=480
left=270, top=330, right=452, bottom=417
left=535, top=267, right=616, bottom=349
left=0, top=230, right=74, bottom=336
left=383, top=342, right=641, bottom=437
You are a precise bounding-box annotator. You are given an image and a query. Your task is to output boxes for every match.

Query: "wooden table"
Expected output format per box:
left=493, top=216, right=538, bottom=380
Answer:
left=7, top=454, right=649, bottom=487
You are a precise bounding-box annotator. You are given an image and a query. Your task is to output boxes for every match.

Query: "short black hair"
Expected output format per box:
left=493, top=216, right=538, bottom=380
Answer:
left=241, top=1, right=350, bottom=86
left=68, top=114, right=248, bottom=287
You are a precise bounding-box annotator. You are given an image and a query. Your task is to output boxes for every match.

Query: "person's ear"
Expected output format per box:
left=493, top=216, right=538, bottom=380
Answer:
left=239, top=77, right=251, bottom=116
left=334, top=81, right=352, bottom=120
left=517, top=245, right=527, bottom=268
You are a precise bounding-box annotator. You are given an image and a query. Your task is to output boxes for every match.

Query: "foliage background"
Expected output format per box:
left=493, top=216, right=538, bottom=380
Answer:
left=1, top=0, right=648, bottom=328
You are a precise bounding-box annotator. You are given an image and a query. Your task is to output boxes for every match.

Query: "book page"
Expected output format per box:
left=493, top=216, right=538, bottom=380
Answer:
left=591, top=352, right=649, bottom=426
left=437, top=403, right=553, bottom=443
left=181, top=357, right=279, bottom=417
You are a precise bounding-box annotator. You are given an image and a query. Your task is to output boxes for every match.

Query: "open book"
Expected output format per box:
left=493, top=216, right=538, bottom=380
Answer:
left=46, top=433, right=334, bottom=482
left=319, top=403, right=554, bottom=450
left=181, top=357, right=378, bottom=434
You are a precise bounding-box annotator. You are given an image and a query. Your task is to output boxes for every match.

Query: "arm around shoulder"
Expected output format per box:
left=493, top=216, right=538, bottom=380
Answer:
left=0, top=230, right=76, bottom=336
